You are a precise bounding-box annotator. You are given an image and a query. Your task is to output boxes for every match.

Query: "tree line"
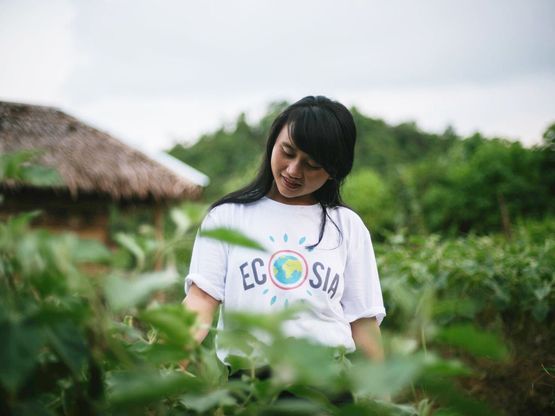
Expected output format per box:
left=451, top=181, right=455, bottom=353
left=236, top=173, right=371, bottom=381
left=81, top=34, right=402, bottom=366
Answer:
left=169, top=103, right=555, bottom=240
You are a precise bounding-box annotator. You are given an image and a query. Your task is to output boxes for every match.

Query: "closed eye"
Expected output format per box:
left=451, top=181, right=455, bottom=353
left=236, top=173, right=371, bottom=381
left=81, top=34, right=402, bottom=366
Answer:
left=307, top=162, right=323, bottom=169
left=281, top=146, right=295, bottom=157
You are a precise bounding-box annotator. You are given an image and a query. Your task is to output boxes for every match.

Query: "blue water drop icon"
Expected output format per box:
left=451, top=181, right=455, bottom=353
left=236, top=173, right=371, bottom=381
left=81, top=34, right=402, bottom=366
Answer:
left=263, top=288, right=269, bottom=295
left=299, top=237, right=306, bottom=244
left=283, top=233, right=288, bottom=242
left=270, top=296, right=277, bottom=305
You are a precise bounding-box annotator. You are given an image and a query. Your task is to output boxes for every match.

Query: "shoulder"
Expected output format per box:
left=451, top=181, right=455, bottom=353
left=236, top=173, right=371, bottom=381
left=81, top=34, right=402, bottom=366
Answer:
left=332, top=205, right=367, bottom=230
left=329, top=205, right=372, bottom=246
left=204, top=199, right=265, bottom=226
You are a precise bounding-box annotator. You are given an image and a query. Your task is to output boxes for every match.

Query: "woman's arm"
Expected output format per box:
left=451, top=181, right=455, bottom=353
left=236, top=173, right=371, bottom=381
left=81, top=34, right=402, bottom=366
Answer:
left=350, top=317, right=384, bottom=362
left=180, top=283, right=221, bottom=370
left=182, top=282, right=220, bottom=343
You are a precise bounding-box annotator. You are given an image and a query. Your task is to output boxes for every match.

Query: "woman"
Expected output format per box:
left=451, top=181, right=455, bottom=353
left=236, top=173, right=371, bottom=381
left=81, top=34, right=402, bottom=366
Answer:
left=183, top=96, right=386, bottom=370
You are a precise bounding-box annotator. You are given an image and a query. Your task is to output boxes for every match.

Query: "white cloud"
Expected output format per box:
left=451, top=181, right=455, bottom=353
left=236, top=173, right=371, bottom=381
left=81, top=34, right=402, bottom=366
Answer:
left=69, top=93, right=272, bottom=153
left=1, top=0, right=554, bottom=151
left=0, top=0, right=76, bottom=105
left=341, top=74, right=555, bottom=146
left=64, top=0, right=555, bottom=102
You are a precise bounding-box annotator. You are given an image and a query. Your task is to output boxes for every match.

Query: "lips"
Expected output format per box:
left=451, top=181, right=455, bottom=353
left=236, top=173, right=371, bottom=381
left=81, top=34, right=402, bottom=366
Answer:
left=282, top=175, right=301, bottom=190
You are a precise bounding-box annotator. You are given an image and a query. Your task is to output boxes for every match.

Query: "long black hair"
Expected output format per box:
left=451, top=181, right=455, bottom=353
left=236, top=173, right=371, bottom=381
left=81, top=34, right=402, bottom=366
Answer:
left=211, top=95, right=357, bottom=247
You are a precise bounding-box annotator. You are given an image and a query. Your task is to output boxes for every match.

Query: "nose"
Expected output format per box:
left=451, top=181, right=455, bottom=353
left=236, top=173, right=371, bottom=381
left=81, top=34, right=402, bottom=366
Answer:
left=286, top=158, right=303, bottom=179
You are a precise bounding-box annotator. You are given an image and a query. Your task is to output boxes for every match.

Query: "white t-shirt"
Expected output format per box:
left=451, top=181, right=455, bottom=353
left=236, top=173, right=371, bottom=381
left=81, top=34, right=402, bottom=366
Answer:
left=184, top=196, right=386, bottom=365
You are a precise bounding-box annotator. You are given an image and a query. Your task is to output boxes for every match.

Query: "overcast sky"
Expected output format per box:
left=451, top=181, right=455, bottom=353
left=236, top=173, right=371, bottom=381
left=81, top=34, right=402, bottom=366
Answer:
left=1, top=0, right=554, bottom=152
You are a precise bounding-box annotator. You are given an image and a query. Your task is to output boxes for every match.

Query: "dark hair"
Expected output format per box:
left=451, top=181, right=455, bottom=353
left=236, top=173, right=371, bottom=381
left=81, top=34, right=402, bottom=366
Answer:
left=211, top=95, right=357, bottom=247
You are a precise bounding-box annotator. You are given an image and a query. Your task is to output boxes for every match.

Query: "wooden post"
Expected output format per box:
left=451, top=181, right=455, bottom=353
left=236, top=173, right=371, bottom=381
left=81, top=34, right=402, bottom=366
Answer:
left=497, top=191, right=512, bottom=240
left=154, top=204, right=164, bottom=271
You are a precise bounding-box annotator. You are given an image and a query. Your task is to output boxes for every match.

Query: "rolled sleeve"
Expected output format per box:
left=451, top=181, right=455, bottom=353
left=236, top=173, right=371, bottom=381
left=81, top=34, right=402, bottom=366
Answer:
left=341, top=221, right=386, bottom=326
left=184, top=209, right=227, bottom=301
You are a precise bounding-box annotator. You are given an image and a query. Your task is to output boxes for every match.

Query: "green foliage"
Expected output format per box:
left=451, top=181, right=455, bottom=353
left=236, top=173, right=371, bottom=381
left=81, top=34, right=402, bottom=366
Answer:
left=200, top=227, right=269, bottom=251
left=0, top=149, right=62, bottom=186
left=378, top=220, right=555, bottom=331
left=104, top=270, right=179, bottom=311
left=168, top=103, right=554, bottom=238
left=107, top=202, right=207, bottom=279
left=2, top=152, right=554, bottom=414
left=342, top=168, right=399, bottom=238
left=417, top=137, right=552, bottom=234
left=5, top=207, right=552, bottom=414
left=435, top=325, right=509, bottom=361
left=169, top=112, right=266, bottom=199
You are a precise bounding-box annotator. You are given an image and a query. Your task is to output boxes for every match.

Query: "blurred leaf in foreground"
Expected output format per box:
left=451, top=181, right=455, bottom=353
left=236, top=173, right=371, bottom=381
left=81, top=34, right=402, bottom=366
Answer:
left=106, top=370, right=200, bottom=409
left=349, top=354, right=426, bottom=399
left=0, top=320, right=47, bottom=393
left=104, top=269, right=178, bottom=311
left=140, top=304, right=198, bottom=348
left=435, top=324, right=509, bottom=361
left=201, top=227, right=267, bottom=251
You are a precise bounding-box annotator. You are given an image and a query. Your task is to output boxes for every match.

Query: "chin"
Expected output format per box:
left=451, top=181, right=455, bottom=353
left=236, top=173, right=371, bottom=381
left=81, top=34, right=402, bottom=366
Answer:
left=277, top=186, right=296, bottom=198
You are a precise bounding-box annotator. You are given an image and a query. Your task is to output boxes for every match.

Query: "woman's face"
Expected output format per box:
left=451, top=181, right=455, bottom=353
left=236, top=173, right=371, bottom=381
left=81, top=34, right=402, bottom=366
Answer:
left=267, top=124, right=330, bottom=205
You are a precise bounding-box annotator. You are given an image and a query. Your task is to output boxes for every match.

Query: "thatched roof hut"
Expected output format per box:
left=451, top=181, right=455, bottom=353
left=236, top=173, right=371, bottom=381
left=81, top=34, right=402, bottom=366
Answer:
left=0, top=100, right=208, bottom=200
left=0, top=100, right=209, bottom=247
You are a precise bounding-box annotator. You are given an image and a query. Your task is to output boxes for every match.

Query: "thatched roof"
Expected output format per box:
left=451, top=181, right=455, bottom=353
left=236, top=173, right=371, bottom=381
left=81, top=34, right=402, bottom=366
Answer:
left=0, top=101, right=208, bottom=201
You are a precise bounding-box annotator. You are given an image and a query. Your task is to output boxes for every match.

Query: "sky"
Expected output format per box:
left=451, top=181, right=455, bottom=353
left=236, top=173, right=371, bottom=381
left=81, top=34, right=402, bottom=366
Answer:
left=1, top=0, right=554, bottom=153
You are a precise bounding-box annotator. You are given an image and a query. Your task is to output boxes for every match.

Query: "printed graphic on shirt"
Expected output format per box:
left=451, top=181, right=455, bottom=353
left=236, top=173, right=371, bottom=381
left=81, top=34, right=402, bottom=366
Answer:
left=268, top=249, right=308, bottom=290
left=238, top=232, right=341, bottom=308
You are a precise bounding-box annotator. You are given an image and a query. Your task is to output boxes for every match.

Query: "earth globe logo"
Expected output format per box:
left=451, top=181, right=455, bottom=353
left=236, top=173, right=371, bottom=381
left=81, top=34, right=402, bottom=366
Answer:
left=268, top=250, right=308, bottom=290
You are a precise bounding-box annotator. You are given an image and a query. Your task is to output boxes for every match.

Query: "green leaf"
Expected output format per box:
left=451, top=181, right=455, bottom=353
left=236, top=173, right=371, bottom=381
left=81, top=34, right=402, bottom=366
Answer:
left=267, top=338, right=342, bottom=390
left=180, top=389, right=236, bottom=412
left=113, top=233, right=145, bottom=269
left=0, top=321, right=47, bottom=393
left=433, top=298, right=478, bottom=319
left=200, top=227, right=267, bottom=251
left=337, top=401, right=417, bottom=416
left=72, top=238, right=112, bottom=263
left=193, top=346, right=228, bottom=387
left=419, top=376, right=497, bottom=416
left=170, top=208, right=192, bottom=236
left=259, top=398, right=326, bottom=415
left=532, top=302, right=548, bottom=322
left=47, top=322, right=88, bottom=376
left=0, top=149, right=41, bottom=179
left=107, top=370, right=201, bottom=408
left=435, top=324, right=509, bottom=361
left=423, top=354, right=473, bottom=378
left=21, top=164, right=63, bottom=186
left=11, top=400, right=56, bottom=416
left=104, top=269, right=179, bottom=311
left=130, top=342, right=190, bottom=365
left=350, top=354, right=426, bottom=399
left=8, top=211, right=42, bottom=232
left=139, top=304, right=197, bottom=347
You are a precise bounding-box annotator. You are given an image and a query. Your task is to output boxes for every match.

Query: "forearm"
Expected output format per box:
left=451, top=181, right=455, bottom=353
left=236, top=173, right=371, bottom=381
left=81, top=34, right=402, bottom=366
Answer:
left=182, top=283, right=220, bottom=345
left=179, top=284, right=220, bottom=371
left=350, top=317, right=384, bottom=362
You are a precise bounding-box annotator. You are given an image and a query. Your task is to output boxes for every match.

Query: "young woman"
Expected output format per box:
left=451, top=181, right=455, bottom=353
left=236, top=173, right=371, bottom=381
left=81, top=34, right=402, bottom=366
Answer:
left=183, top=96, right=386, bottom=368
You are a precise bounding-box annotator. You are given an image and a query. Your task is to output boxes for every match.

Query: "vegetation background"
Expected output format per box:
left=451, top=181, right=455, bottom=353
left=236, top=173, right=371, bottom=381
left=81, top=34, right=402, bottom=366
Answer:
left=1, top=104, right=554, bottom=415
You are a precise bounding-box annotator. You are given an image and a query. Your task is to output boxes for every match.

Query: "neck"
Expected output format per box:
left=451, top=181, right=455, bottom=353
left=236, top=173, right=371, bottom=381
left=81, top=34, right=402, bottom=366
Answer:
left=266, top=182, right=317, bottom=206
